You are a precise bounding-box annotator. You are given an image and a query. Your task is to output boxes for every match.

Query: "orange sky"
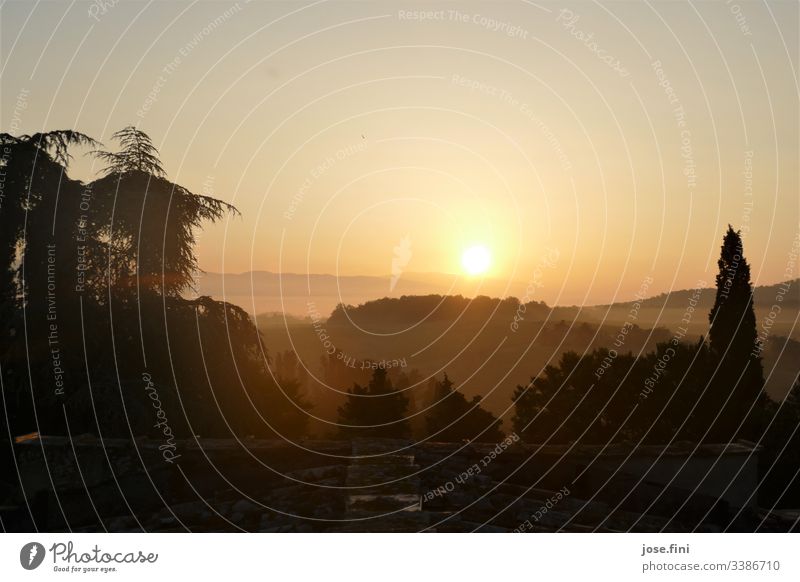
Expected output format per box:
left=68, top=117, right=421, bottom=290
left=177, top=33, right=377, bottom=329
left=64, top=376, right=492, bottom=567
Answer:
left=2, top=0, right=798, bottom=306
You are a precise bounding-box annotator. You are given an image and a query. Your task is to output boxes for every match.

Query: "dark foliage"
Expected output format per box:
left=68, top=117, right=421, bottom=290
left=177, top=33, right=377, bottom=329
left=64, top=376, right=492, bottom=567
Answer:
left=91, top=126, right=166, bottom=177
left=329, top=294, right=548, bottom=325
left=511, top=226, right=798, bottom=507
left=337, top=368, right=410, bottom=438
left=706, top=226, right=766, bottom=441
left=0, top=128, right=309, bottom=446
left=512, top=341, right=712, bottom=444
left=759, top=378, right=800, bottom=508
left=89, top=128, right=239, bottom=297
left=423, top=373, right=504, bottom=442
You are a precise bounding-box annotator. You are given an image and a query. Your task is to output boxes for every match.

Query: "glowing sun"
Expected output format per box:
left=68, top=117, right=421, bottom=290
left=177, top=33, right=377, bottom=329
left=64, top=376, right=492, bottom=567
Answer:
left=461, top=245, right=492, bottom=276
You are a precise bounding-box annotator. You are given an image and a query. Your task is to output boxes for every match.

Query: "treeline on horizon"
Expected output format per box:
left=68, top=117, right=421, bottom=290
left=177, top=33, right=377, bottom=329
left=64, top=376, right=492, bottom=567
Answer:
left=328, top=294, right=550, bottom=325
left=323, top=279, right=799, bottom=332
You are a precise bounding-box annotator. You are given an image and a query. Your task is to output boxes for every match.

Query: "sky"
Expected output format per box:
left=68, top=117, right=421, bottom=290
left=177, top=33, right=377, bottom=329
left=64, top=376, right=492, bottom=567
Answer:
left=1, top=0, right=798, bottom=306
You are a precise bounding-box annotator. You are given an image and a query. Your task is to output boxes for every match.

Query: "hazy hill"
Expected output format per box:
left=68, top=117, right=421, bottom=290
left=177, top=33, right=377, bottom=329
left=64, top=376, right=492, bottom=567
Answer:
left=198, top=271, right=798, bottom=336
left=575, top=279, right=798, bottom=339
left=255, top=281, right=799, bottom=435
left=194, top=270, right=519, bottom=316
left=601, top=278, right=799, bottom=310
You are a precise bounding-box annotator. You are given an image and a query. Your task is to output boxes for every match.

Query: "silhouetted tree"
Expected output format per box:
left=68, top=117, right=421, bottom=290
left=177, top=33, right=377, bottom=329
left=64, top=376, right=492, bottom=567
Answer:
left=91, top=126, right=166, bottom=176
left=424, top=373, right=503, bottom=442
left=512, top=341, right=713, bottom=444
left=89, top=126, right=239, bottom=297
left=0, top=131, right=97, bottom=306
left=0, top=128, right=311, bottom=442
left=706, top=226, right=765, bottom=441
left=272, top=350, right=309, bottom=390
left=338, top=368, right=410, bottom=438
left=0, top=131, right=99, bottom=434
left=512, top=349, right=640, bottom=443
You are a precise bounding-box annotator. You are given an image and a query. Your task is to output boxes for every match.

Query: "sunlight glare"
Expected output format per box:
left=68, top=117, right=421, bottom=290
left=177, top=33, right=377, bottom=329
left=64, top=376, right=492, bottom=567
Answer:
left=461, top=245, right=492, bottom=276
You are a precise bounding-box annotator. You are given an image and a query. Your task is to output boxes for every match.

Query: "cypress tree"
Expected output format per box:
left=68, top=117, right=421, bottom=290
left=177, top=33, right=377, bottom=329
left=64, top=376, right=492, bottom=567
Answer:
left=705, top=225, right=765, bottom=441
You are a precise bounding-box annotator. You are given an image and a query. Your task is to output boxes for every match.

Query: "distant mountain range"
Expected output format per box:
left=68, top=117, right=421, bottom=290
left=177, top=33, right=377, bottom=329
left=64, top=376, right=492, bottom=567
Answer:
left=194, top=270, right=798, bottom=324
left=193, top=270, right=526, bottom=316
left=596, top=278, right=799, bottom=310
left=574, top=279, right=798, bottom=338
